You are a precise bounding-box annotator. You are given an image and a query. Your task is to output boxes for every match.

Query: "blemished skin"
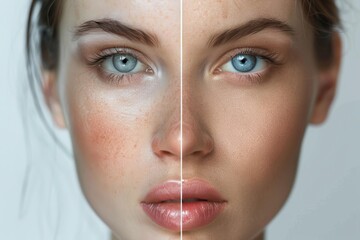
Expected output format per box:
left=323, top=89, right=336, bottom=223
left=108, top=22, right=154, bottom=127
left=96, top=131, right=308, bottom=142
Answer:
left=43, top=0, right=341, bottom=240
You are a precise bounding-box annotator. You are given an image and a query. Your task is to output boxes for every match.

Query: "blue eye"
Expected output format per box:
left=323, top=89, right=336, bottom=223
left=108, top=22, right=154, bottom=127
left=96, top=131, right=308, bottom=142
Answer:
left=231, top=54, right=257, bottom=72
left=221, top=54, right=266, bottom=73
left=102, top=53, right=147, bottom=75
left=112, top=54, right=137, bottom=73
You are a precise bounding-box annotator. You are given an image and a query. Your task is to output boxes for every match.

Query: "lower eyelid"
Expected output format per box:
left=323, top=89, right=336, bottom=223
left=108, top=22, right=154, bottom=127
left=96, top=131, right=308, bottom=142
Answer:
left=107, top=73, right=134, bottom=85
left=215, top=71, right=266, bottom=86
left=96, top=69, right=147, bottom=87
left=212, top=58, right=274, bottom=86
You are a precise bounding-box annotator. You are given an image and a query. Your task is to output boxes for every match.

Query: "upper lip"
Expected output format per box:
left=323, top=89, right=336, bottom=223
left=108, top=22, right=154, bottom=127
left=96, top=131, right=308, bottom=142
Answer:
left=141, top=179, right=226, bottom=203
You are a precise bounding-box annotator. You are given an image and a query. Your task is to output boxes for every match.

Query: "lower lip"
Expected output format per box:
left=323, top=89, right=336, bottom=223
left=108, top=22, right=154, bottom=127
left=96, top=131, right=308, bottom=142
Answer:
left=141, top=201, right=226, bottom=231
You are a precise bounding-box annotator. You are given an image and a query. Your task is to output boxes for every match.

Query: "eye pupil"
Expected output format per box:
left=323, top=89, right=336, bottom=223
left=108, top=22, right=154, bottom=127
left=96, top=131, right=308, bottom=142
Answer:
left=113, top=54, right=137, bottom=73
left=231, top=54, right=257, bottom=72
left=240, top=57, right=247, bottom=64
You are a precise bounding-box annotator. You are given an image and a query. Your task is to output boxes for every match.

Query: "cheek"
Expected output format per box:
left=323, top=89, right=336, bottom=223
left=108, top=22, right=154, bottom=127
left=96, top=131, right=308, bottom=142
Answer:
left=63, top=83, right=156, bottom=225
left=243, top=86, right=311, bottom=185
left=218, top=90, right=308, bottom=195
left=62, top=72, right=153, bottom=196
left=70, top=101, right=136, bottom=179
left=204, top=66, right=316, bottom=226
left=68, top=98, right=147, bottom=209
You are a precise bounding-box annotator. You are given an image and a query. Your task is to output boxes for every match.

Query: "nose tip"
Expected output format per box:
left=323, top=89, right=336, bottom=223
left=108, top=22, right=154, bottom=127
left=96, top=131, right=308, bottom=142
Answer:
left=152, top=122, right=182, bottom=160
left=152, top=121, right=214, bottom=160
left=181, top=122, right=213, bottom=158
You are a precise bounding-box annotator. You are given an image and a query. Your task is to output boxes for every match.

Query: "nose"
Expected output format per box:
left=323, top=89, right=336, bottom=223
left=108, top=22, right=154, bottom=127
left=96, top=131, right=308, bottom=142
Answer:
left=182, top=121, right=214, bottom=158
left=152, top=120, right=214, bottom=161
left=152, top=122, right=182, bottom=160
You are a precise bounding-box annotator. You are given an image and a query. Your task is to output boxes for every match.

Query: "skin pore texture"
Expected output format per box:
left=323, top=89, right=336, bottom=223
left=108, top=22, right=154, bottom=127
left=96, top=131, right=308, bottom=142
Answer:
left=43, top=0, right=341, bottom=239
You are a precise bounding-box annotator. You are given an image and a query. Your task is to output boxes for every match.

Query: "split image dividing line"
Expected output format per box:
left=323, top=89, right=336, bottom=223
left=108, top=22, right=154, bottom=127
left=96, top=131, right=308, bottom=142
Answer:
left=180, top=0, right=183, bottom=239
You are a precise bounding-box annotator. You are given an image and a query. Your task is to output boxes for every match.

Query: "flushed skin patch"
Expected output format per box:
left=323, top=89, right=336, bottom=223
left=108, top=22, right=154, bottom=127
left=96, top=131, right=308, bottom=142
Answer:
left=42, top=0, right=341, bottom=239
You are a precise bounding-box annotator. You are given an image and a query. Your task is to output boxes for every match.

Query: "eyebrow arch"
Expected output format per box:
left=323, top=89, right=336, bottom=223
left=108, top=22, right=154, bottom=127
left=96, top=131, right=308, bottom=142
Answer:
left=208, top=18, right=295, bottom=47
left=73, top=18, right=160, bottom=47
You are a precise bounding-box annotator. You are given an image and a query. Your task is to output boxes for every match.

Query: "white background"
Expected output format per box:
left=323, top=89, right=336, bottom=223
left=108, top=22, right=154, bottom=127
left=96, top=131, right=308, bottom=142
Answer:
left=0, top=0, right=359, bottom=239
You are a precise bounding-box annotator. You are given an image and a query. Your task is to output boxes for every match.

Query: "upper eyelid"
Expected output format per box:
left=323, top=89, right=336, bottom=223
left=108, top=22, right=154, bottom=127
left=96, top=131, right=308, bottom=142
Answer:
left=89, top=47, right=142, bottom=64
left=86, top=46, right=155, bottom=70
left=227, top=48, right=280, bottom=63
left=211, top=48, right=278, bottom=73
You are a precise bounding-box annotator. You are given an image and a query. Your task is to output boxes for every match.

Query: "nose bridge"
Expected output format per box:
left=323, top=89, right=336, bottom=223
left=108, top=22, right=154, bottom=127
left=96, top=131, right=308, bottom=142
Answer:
left=182, top=82, right=214, bottom=156
left=151, top=87, right=181, bottom=157
left=151, top=72, right=213, bottom=161
left=181, top=71, right=201, bottom=128
left=182, top=86, right=197, bottom=130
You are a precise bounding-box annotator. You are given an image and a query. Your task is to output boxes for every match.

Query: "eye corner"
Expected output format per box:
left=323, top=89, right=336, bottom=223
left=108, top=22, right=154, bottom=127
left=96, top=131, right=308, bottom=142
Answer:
left=145, top=67, right=154, bottom=74
left=212, top=67, right=223, bottom=75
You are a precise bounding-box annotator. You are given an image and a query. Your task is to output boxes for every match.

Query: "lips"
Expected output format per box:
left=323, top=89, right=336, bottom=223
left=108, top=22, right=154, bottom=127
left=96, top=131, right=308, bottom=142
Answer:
left=141, top=179, right=227, bottom=231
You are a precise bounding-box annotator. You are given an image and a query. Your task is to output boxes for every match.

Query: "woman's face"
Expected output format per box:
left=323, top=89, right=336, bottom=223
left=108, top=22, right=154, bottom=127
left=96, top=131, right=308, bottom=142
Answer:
left=47, top=0, right=338, bottom=239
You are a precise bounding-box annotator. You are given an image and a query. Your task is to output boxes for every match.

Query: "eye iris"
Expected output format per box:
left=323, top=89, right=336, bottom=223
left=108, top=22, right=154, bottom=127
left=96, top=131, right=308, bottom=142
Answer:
left=112, top=54, right=137, bottom=73
left=231, top=54, right=257, bottom=72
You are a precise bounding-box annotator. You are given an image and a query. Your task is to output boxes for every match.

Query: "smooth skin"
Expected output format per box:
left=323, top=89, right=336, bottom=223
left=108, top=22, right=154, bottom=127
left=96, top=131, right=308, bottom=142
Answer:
left=43, top=0, right=341, bottom=239
left=181, top=0, right=341, bottom=239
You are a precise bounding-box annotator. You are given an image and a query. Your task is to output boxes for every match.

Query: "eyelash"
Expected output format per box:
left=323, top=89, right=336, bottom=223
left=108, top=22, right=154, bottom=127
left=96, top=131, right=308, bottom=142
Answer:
left=214, top=48, right=283, bottom=84
left=86, top=47, right=281, bottom=86
left=86, top=47, right=153, bottom=86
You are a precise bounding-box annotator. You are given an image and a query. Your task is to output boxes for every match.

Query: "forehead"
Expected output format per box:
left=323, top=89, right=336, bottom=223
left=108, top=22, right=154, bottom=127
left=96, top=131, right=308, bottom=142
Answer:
left=183, top=0, right=304, bottom=34
left=59, top=0, right=310, bottom=52
left=184, top=0, right=299, bottom=22
left=180, top=0, right=314, bottom=57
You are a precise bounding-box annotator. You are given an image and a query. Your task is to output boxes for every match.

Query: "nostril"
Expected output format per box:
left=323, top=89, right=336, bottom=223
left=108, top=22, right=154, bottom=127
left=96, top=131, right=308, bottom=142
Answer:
left=157, top=150, right=179, bottom=158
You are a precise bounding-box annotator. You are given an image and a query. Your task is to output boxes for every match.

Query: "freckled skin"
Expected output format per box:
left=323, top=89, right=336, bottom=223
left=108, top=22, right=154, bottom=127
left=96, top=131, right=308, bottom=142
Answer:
left=44, top=0, right=340, bottom=239
left=54, top=0, right=181, bottom=239
left=180, top=0, right=335, bottom=239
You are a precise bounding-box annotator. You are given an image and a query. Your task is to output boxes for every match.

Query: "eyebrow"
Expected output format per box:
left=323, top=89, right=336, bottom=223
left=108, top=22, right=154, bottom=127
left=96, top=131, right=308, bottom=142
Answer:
left=73, top=18, right=160, bottom=47
left=208, top=18, right=295, bottom=47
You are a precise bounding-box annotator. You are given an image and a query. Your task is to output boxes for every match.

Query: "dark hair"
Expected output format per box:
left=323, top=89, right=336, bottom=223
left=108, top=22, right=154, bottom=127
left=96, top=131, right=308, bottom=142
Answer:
left=26, top=0, right=63, bottom=70
left=301, top=0, right=341, bottom=67
left=25, top=0, right=66, bottom=147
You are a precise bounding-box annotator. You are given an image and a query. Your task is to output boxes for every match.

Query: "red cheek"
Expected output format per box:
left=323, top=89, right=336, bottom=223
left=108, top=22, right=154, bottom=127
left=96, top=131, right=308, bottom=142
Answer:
left=69, top=101, right=134, bottom=179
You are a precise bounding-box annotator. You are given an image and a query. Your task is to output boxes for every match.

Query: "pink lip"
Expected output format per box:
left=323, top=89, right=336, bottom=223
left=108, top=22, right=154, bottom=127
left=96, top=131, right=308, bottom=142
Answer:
left=141, top=179, right=227, bottom=231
